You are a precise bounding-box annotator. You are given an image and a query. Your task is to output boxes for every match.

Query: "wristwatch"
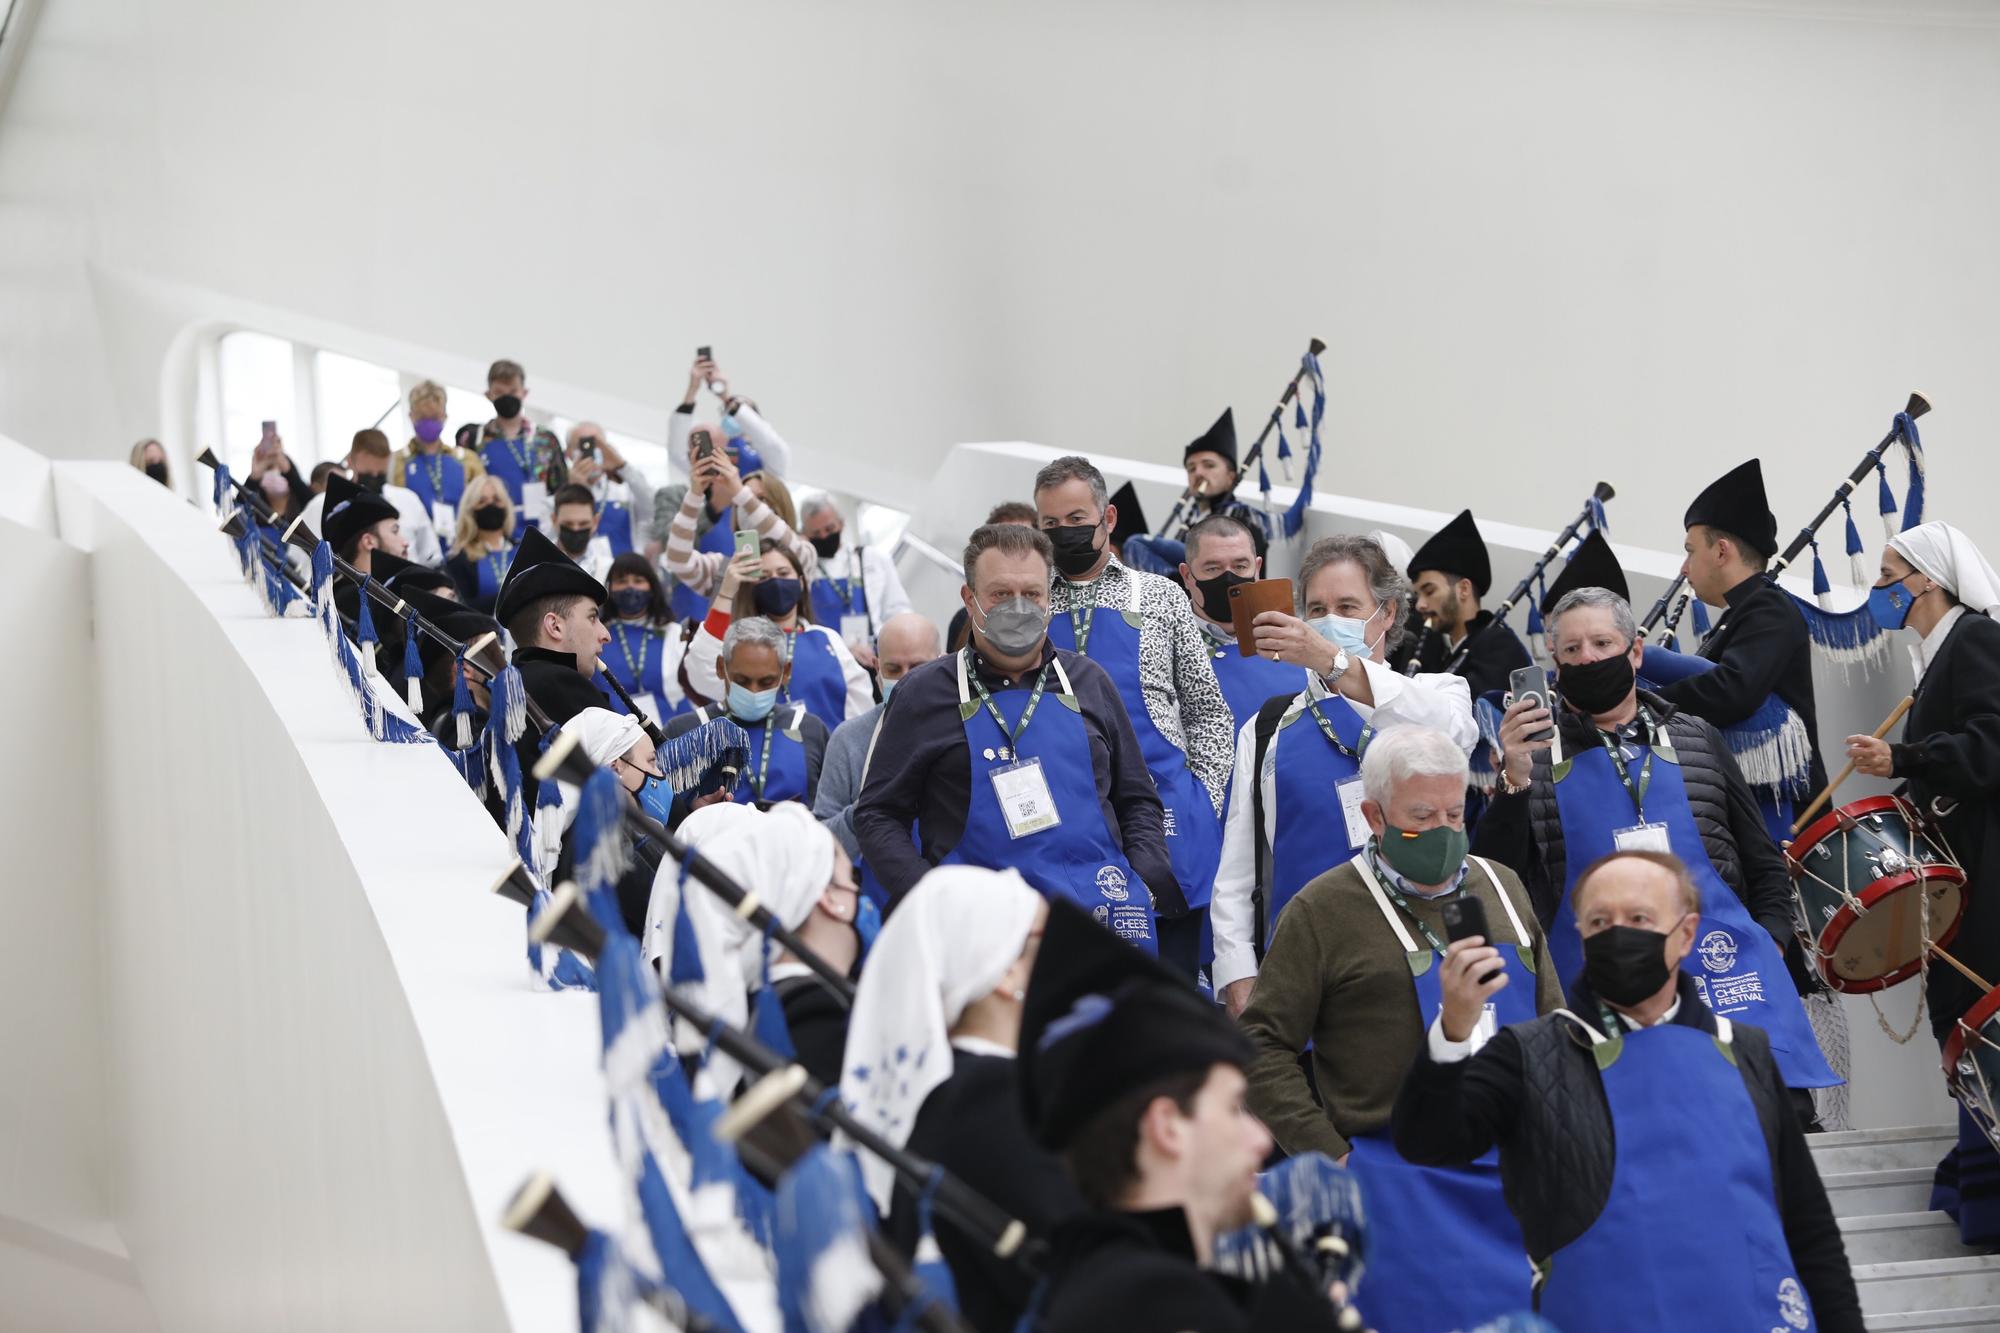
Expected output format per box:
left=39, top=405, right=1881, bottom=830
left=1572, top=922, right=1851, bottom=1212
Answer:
left=1328, top=648, right=1351, bottom=680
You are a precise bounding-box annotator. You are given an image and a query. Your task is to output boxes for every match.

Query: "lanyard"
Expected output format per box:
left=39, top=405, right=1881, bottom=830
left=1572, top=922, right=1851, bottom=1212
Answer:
left=421, top=453, right=447, bottom=500
left=1066, top=593, right=1098, bottom=656
left=614, top=623, right=651, bottom=687
left=1306, top=699, right=1373, bottom=761
left=1596, top=707, right=1657, bottom=821
left=1366, top=845, right=1454, bottom=953
left=483, top=545, right=509, bottom=590
left=751, top=710, right=781, bottom=798
left=964, top=647, right=1052, bottom=746
left=493, top=428, right=534, bottom=481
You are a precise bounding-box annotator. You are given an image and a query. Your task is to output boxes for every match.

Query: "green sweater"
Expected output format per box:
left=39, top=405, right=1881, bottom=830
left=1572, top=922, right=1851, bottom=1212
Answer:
left=1241, top=855, right=1562, bottom=1159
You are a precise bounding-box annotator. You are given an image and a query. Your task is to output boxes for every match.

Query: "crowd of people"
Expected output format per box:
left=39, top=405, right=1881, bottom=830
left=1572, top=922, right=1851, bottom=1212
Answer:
left=176, top=353, right=2000, bottom=1333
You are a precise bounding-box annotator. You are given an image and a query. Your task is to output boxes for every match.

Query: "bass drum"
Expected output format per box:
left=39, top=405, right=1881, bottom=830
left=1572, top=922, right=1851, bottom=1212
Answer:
left=1945, top=986, right=2000, bottom=1159
left=1786, top=794, right=1966, bottom=993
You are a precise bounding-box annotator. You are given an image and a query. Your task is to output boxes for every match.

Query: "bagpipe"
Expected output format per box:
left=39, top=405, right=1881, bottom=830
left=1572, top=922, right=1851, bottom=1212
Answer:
left=1157, top=336, right=1330, bottom=546
left=1445, top=482, right=1614, bottom=676
left=1638, top=391, right=1931, bottom=664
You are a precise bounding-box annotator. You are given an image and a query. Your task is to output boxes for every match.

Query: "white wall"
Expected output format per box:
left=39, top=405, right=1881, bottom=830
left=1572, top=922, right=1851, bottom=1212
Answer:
left=1, top=0, right=1998, bottom=579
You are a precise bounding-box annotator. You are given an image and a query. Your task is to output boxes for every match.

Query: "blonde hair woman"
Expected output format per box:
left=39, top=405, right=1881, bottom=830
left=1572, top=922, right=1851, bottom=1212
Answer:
left=130, top=439, right=170, bottom=488
left=444, top=474, right=516, bottom=612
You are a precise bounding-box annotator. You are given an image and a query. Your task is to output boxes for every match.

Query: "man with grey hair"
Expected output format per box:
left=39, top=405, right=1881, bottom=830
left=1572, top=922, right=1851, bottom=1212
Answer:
left=814, top=612, right=941, bottom=863
left=663, top=614, right=829, bottom=808
left=799, top=495, right=914, bottom=665
left=1033, top=454, right=1234, bottom=981
left=1212, top=533, right=1478, bottom=1016
left=1478, top=579, right=1839, bottom=1105
left=1240, top=724, right=1557, bottom=1333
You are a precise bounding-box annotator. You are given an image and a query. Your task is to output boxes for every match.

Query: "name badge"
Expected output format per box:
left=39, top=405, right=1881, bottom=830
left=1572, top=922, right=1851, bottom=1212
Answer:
left=991, top=757, right=1062, bottom=840
left=1337, top=775, right=1370, bottom=847
left=431, top=500, right=456, bottom=536
left=1614, top=822, right=1672, bottom=854
left=840, top=613, right=871, bottom=648
left=522, top=481, right=551, bottom=528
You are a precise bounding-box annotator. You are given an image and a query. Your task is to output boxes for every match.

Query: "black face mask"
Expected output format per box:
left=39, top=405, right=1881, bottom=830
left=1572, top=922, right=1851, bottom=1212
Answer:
left=472, top=504, right=509, bottom=532
left=143, top=460, right=169, bottom=484
left=355, top=472, right=387, bottom=493
left=556, top=525, right=593, bottom=555
left=1194, top=570, right=1252, bottom=623
left=492, top=393, right=523, bottom=420
left=1559, top=652, right=1636, bottom=715
left=753, top=577, right=804, bottom=617
left=809, top=531, right=843, bottom=561
left=1048, top=523, right=1103, bottom=578
left=1581, top=921, right=1683, bottom=1007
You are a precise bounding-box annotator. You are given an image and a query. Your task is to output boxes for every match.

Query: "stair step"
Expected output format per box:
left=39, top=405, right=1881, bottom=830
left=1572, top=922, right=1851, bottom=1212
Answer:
left=1813, top=1124, right=1958, bottom=1175
left=1839, top=1211, right=1981, bottom=1264
left=1827, top=1167, right=1941, bottom=1219
left=1866, top=1304, right=2000, bottom=1330
left=1855, top=1255, right=2000, bottom=1316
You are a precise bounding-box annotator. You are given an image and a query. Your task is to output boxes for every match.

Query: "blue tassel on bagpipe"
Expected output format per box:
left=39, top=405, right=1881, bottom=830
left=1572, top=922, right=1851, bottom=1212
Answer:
left=310, top=543, right=429, bottom=745
left=1895, top=410, right=1926, bottom=533
left=211, top=462, right=234, bottom=515
left=1640, top=647, right=1813, bottom=799
left=1809, top=538, right=1832, bottom=604
left=1690, top=596, right=1711, bottom=638
left=532, top=731, right=570, bottom=883
left=900, top=1170, right=961, bottom=1330
left=668, top=862, right=707, bottom=985
left=445, top=647, right=488, bottom=795
left=1875, top=457, right=1898, bottom=544
left=1525, top=573, right=1547, bottom=639
left=649, top=1047, right=774, bottom=1256
left=652, top=716, right=751, bottom=793
left=752, top=922, right=798, bottom=1061
left=572, top=767, right=631, bottom=928
left=526, top=885, right=598, bottom=991
left=354, top=578, right=379, bottom=649
left=773, top=1146, right=885, bottom=1333
left=1842, top=498, right=1867, bottom=588
left=400, top=625, right=424, bottom=714
left=1279, top=353, right=1327, bottom=540
left=486, top=665, right=535, bottom=870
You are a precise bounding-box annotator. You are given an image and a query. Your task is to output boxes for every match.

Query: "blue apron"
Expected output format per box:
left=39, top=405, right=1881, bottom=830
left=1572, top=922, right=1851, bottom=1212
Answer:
left=1346, top=855, right=1537, bottom=1333
left=1549, top=736, right=1839, bottom=1089
left=480, top=435, right=540, bottom=539
left=785, top=624, right=851, bottom=733
left=598, top=502, right=636, bottom=556
left=604, top=620, right=687, bottom=728
left=1267, top=695, right=1370, bottom=937
left=701, top=703, right=810, bottom=806
left=1537, top=1015, right=1818, bottom=1332
left=672, top=516, right=736, bottom=622
left=1046, top=573, right=1222, bottom=911
left=470, top=542, right=512, bottom=615
left=933, top=650, right=1156, bottom=952
left=811, top=552, right=871, bottom=642
left=403, top=451, right=466, bottom=553
left=1208, top=641, right=1308, bottom=732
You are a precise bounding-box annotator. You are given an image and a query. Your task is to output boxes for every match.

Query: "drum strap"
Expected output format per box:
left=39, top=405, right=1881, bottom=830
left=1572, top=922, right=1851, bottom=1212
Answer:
left=1866, top=882, right=1930, bottom=1047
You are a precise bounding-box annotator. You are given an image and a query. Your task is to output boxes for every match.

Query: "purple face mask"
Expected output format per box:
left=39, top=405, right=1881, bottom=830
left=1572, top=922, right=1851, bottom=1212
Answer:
left=260, top=472, right=290, bottom=499
left=413, top=417, right=445, bottom=444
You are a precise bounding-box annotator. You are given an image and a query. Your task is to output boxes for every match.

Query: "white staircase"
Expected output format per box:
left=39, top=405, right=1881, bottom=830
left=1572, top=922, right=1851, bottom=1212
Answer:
left=1811, top=1124, right=2000, bottom=1329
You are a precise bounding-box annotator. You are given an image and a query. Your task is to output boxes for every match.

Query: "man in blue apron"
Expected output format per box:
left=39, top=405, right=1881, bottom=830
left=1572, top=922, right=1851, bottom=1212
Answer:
left=662, top=615, right=829, bottom=809
left=1477, top=583, right=1842, bottom=1110
left=853, top=523, right=1181, bottom=946
left=1033, top=455, right=1235, bottom=980
left=1392, top=850, right=1863, bottom=1332
left=453, top=357, right=566, bottom=539
left=1240, top=726, right=1559, bottom=1333
left=801, top=494, right=916, bottom=667
left=1176, top=513, right=1306, bottom=730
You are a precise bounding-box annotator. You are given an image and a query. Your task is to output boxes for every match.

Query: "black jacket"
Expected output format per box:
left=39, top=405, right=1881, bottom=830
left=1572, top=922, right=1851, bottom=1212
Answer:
left=772, top=973, right=849, bottom=1092
left=890, top=1050, right=1082, bottom=1333
left=1391, top=971, right=1862, bottom=1332
left=1036, top=1205, right=1343, bottom=1333
left=1472, top=689, right=1794, bottom=943
left=1889, top=609, right=2000, bottom=1038
left=1655, top=573, right=1830, bottom=796
left=513, top=645, right=611, bottom=809
left=1415, top=609, right=1534, bottom=703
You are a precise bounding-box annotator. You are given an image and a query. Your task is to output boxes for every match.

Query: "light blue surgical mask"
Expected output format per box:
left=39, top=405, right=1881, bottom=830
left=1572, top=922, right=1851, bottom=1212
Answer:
left=879, top=675, right=899, bottom=700
left=633, top=770, right=674, bottom=825
left=721, top=413, right=744, bottom=440
left=1309, top=602, right=1387, bottom=659
left=729, top=681, right=780, bottom=722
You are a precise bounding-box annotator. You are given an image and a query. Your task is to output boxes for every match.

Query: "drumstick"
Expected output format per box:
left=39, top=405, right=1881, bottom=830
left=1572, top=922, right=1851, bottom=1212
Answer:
left=1929, top=943, right=1997, bottom=996
left=1790, top=695, right=1915, bottom=836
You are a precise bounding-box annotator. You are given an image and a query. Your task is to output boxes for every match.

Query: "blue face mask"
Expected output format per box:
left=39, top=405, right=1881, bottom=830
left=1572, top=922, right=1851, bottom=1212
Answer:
left=633, top=771, right=674, bottom=825
left=879, top=675, right=899, bottom=700
left=1868, top=579, right=1917, bottom=632
left=1308, top=603, right=1386, bottom=659
left=729, top=681, right=780, bottom=722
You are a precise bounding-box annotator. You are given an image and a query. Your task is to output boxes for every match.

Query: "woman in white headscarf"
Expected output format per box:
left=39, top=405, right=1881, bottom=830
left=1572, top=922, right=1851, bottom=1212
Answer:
left=552, top=706, right=674, bottom=936
left=838, top=866, right=1078, bottom=1333
left=1846, top=521, right=2000, bottom=1245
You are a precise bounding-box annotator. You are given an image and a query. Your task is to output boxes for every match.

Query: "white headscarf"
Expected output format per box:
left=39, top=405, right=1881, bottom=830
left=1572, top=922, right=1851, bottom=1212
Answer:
left=562, top=707, right=647, bottom=768
left=1890, top=522, right=2000, bottom=617
left=697, top=801, right=840, bottom=985
left=1369, top=528, right=1415, bottom=572
left=838, top=865, right=1044, bottom=1209
left=643, top=803, right=764, bottom=1075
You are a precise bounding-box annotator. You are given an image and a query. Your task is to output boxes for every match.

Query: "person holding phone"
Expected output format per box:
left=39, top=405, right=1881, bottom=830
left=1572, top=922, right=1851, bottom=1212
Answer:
left=684, top=539, right=871, bottom=731
left=1174, top=513, right=1305, bottom=730
left=662, top=425, right=818, bottom=623
left=1211, top=535, right=1478, bottom=1017
left=1237, top=725, right=1558, bottom=1333
left=563, top=421, right=653, bottom=559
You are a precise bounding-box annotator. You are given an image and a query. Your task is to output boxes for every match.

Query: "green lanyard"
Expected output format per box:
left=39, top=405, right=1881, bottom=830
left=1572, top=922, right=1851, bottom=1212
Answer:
left=484, top=545, right=509, bottom=590
left=494, top=429, right=534, bottom=481
left=1306, top=699, right=1373, bottom=761
left=752, top=710, right=780, bottom=798
left=1368, top=845, right=1454, bottom=953
left=614, top=623, right=651, bottom=688
left=965, top=647, right=1052, bottom=746
left=421, top=453, right=446, bottom=500
left=1596, top=707, right=1658, bottom=822
left=1066, top=593, right=1098, bottom=656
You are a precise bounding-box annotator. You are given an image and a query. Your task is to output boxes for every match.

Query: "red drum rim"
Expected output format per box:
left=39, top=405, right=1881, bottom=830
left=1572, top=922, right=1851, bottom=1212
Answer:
left=1944, top=982, right=2000, bottom=1080
left=1811, top=864, right=1967, bottom=995
left=1789, top=794, right=1917, bottom=871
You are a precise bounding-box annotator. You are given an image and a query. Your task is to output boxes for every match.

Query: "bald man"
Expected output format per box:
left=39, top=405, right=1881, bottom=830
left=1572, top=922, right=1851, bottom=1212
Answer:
left=814, top=613, right=943, bottom=865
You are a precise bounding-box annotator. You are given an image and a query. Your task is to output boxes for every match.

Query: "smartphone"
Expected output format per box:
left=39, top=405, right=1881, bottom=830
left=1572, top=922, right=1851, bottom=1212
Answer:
left=1442, top=896, right=1505, bottom=983
left=1508, top=665, right=1555, bottom=743
left=578, top=436, right=596, bottom=457
left=734, top=528, right=763, bottom=577
left=259, top=420, right=279, bottom=450
left=696, top=345, right=713, bottom=362
left=1227, top=578, right=1295, bottom=657
left=691, top=427, right=715, bottom=461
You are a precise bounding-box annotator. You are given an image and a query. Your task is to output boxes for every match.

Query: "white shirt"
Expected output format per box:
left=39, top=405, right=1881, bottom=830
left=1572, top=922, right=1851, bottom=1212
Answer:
left=687, top=618, right=874, bottom=723
left=1912, top=604, right=1966, bottom=684
left=1210, top=657, right=1478, bottom=992
left=818, top=540, right=915, bottom=640
left=301, top=483, right=442, bottom=568
left=1427, top=995, right=1682, bottom=1063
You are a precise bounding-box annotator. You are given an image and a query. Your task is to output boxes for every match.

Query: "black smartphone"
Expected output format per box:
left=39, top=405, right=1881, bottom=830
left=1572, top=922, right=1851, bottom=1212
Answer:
left=1442, top=896, right=1505, bottom=984
left=691, top=427, right=715, bottom=461
left=696, top=345, right=713, bottom=361
left=1508, top=664, right=1555, bottom=745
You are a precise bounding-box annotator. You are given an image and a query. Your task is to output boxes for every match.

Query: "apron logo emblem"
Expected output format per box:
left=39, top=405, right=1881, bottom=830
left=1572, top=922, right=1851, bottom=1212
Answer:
left=1697, top=929, right=1738, bottom=974
left=1776, top=1277, right=1809, bottom=1330
left=1096, top=865, right=1130, bottom=902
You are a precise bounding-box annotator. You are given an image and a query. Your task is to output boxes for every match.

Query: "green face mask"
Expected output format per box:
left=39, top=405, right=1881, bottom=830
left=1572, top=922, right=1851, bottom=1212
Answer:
left=1378, top=823, right=1469, bottom=888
